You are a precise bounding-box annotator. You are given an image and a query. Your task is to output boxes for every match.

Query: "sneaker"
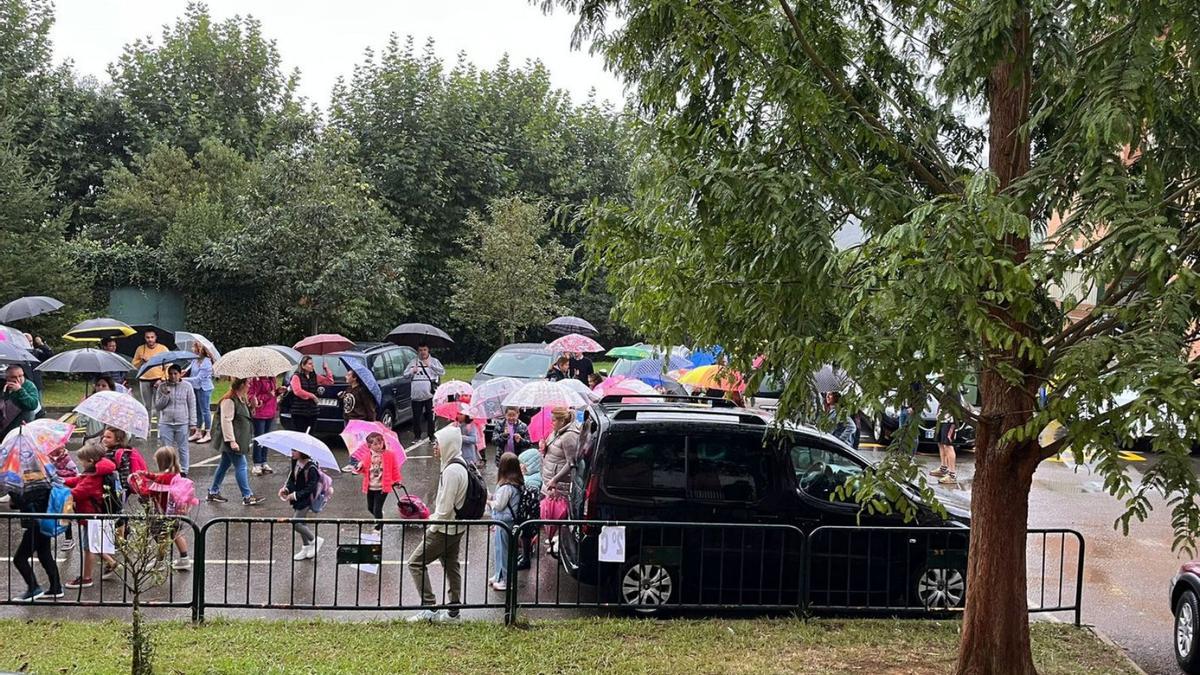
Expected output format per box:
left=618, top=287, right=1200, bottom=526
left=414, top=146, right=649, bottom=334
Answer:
left=341, top=462, right=358, bottom=473
left=102, top=565, right=118, bottom=580
left=61, top=537, right=76, bottom=552
left=490, top=580, right=507, bottom=592
left=0, top=494, right=9, bottom=503
left=293, top=545, right=312, bottom=561
left=434, top=610, right=461, bottom=624
left=242, top=495, right=265, bottom=506
left=939, top=472, right=957, bottom=484
left=207, top=493, right=229, bottom=503
left=64, top=576, right=93, bottom=589
left=261, top=463, right=275, bottom=475
left=251, top=465, right=263, bottom=476
left=41, top=587, right=65, bottom=599
left=310, top=536, right=325, bottom=558
left=407, top=609, right=439, bottom=623
left=188, top=431, right=202, bottom=442
left=15, top=586, right=44, bottom=602
left=199, top=433, right=211, bottom=444
left=172, top=557, right=192, bottom=571
left=929, top=465, right=948, bottom=478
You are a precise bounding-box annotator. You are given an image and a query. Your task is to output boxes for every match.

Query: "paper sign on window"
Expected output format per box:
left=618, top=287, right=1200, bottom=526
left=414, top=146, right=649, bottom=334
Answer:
left=599, top=525, right=626, bottom=563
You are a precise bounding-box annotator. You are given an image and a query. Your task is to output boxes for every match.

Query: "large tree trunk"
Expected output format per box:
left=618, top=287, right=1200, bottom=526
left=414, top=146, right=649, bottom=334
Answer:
left=956, top=4, right=1038, bottom=675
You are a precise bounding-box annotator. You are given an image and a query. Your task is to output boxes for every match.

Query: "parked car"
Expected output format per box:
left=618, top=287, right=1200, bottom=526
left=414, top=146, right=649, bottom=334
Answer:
left=866, top=393, right=977, bottom=453
left=1172, top=562, right=1200, bottom=673
left=471, top=343, right=554, bottom=436
left=279, top=342, right=417, bottom=434
left=557, top=396, right=970, bottom=613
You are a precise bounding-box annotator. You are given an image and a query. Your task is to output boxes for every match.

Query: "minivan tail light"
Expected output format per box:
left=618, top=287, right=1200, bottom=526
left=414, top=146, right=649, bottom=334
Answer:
left=581, top=474, right=600, bottom=535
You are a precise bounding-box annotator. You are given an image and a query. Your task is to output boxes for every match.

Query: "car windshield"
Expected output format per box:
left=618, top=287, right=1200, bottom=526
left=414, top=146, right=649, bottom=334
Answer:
left=790, top=443, right=864, bottom=502
left=482, top=351, right=552, bottom=378
left=299, top=355, right=349, bottom=382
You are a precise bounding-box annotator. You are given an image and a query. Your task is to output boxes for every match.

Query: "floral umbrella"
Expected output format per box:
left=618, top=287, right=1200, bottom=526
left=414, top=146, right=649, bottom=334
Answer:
left=433, top=380, right=475, bottom=407
left=3, top=419, right=75, bottom=452
left=340, top=419, right=407, bottom=467
left=501, top=381, right=587, bottom=409
left=73, top=390, right=150, bottom=438
left=546, top=333, right=604, bottom=354
left=213, top=346, right=293, bottom=379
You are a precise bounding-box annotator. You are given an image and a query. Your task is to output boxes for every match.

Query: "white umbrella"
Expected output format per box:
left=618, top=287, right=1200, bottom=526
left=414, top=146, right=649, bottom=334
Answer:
left=74, top=390, right=150, bottom=439
left=502, top=380, right=588, bottom=409
left=175, top=331, right=221, bottom=360
left=213, top=346, right=293, bottom=379
left=468, top=377, right=524, bottom=419
left=559, top=377, right=600, bottom=402
left=253, top=430, right=341, bottom=472
left=433, top=380, right=475, bottom=407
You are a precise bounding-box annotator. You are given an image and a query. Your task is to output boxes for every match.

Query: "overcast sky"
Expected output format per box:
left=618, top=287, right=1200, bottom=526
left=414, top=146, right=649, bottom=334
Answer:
left=49, top=0, right=625, bottom=111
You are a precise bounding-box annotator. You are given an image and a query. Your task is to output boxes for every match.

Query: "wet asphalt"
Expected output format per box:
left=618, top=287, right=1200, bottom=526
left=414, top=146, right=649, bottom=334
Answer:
left=0, top=423, right=1188, bottom=672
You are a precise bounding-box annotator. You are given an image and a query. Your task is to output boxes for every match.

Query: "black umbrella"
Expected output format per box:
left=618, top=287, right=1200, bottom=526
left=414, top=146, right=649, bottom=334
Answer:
left=115, top=324, right=177, bottom=357
left=386, top=323, right=454, bottom=349
left=0, top=296, right=64, bottom=323
left=36, top=348, right=135, bottom=374
left=63, top=318, right=136, bottom=342
left=547, top=316, right=599, bottom=337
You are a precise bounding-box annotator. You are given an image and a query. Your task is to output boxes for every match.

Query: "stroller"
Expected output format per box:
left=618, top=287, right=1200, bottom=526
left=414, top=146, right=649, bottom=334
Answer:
left=392, top=484, right=430, bottom=520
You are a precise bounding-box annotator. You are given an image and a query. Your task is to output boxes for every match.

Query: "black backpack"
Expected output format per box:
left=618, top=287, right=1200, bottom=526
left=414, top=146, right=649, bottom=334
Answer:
left=451, top=459, right=487, bottom=520
left=100, top=472, right=125, bottom=515
left=511, top=485, right=542, bottom=523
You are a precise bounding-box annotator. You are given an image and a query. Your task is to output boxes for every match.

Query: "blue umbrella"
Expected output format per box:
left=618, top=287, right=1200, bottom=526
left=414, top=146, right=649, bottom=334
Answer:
left=337, top=353, right=383, bottom=408
left=627, top=355, right=694, bottom=385
left=136, top=350, right=199, bottom=378
left=689, top=347, right=724, bottom=367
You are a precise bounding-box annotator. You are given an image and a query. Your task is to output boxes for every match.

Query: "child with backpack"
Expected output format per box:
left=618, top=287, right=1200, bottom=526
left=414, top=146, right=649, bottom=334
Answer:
left=63, top=443, right=118, bottom=589
left=487, top=452, right=524, bottom=592
left=47, top=444, right=78, bottom=551
left=278, top=449, right=325, bottom=561
left=130, top=447, right=196, bottom=571
left=355, top=432, right=401, bottom=533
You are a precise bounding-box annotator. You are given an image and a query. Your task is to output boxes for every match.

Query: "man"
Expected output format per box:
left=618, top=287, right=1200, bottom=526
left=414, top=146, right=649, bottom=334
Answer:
left=407, top=425, right=467, bottom=623
left=131, top=330, right=169, bottom=432
left=929, top=391, right=960, bottom=485
left=24, top=334, right=52, bottom=391
left=2, top=365, right=41, bottom=436
left=155, top=364, right=197, bottom=476
left=406, top=343, right=444, bottom=443
left=99, top=337, right=128, bottom=388
left=568, top=351, right=594, bottom=384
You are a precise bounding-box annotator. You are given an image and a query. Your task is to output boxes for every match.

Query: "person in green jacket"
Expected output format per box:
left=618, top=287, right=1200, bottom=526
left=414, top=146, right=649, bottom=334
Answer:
left=2, top=366, right=41, bottom=436
left=205, top=378, right=265, bottom=507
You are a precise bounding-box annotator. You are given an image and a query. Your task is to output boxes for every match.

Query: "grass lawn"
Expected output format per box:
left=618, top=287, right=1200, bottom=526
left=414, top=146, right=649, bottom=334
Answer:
left=0, top=618, right=1135, bottom=674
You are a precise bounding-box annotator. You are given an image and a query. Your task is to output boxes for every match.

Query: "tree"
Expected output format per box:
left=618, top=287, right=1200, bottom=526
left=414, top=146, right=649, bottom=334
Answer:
left=544, top=1, right=1200, bottom=673
left=450, top=196, right=568, bottom=344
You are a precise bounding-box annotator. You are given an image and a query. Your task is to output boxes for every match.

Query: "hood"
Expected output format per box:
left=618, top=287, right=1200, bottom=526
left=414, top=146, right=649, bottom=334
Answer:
left=436, top=424, right=463, bottom=469
left=93, top=457, right=116, bottom=477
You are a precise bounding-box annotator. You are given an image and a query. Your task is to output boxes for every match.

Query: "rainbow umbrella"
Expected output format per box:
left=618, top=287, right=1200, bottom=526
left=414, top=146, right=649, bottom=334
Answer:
left=340, top=419, right=408, bottom=467
left=677, top=365, right=746, bottom=393
left=0, top=431, right=56, bottom=495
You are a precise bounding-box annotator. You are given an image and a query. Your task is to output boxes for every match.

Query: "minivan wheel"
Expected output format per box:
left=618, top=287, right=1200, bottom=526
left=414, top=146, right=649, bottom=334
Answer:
left=1177, top=589, right=1200, bottom=673
left=915, top=567, right=966, bottom=610
left=618, top=560, right=675, bottom=613
left=380, top=406, right=395, bottom=430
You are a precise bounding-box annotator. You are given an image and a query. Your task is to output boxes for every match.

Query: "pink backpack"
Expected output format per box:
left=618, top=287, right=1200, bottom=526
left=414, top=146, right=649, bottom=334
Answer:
left=165, top=477, right=198, bottom=515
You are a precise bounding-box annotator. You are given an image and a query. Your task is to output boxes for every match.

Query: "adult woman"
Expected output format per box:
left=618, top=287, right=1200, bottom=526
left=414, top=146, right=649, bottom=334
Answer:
left=9, top=460, right=62, bottom=601
left=539, top=407, right=580, bottom=555
left=545, top=356, right=571, bottom=382
left=288, top=356, right=334, bottom=433
left=81, top=376, right=116, bottom=442
left=248, top=376, right=281, bottom=476
left=206, top=378, right=265, bottom=506
left=341, top=370, right=377, bottom=422
left=185, top=343, right=215, bottom=444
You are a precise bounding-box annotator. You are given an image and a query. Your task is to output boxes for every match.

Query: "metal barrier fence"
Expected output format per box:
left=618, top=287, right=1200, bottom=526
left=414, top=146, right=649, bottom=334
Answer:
left=0, top=512, right=1085, bottom=626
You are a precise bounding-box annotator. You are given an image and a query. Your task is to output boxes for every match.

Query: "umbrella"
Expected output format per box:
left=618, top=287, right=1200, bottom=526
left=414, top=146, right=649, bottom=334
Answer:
left=433, top=380, right=475, bottom=407
left=263, top=344, right=302, bottom=365
left=136, top=350, right=198, bottom=378
left=468, top=376, right=523, bottom=419
left=3, top=419, right=74, bottom=452
left=213, top=347, right=294, bottom=379
left=626, top=356, right=694, bottom=385
left=253, top=430, right=341, bottom=472
left=0, top=432, right=55, bottom=495
left=607, top=345, right=654, bottom=360
left=116, top=324, right=177, bottom=356
left=547, top=333, right=604, bottom=354
left=341, top=420, right=408, bottom=467
left=294, top=333, right=355, bottom=355
left=385, top=323, right=454, bottom=349
left=678, top=365, right=746, bottom=393
left=811, top=365, right=853, bottom=393
left=0, top=342, right=38, bottom=364
left=434, top=401, right=472, bottom=421
left=527, top=407, right=555, bottom=442
left=0, top=296, right=63, bottom=324
left=689, top=346, right=724, bottom=367
left=558, top=377, right=600, bottom=402
left=63, top=317, right=135, bottom=342
left=36, top=348, right=134, bottom=374
left=175, top=331, right=221, bottom=360
left=337, top=354, right=383, bottom=407
left=73, top=390, right=149, bottom=439
left=0, top=325, right=33, bottom=350
left=547, top=316, right=598, bottom=337
left=502, top=380, right=588, bottom=409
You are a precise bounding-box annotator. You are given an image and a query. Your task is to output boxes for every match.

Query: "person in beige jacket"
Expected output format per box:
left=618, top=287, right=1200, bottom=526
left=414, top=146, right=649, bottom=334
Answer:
left=407, top=425, right=467, bottom=623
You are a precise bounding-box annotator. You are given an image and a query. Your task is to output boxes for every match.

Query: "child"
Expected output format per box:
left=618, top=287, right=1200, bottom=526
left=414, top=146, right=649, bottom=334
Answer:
left=516, top=446, right=542, bottom=569
left=130, top=447, right=193, bottom=570
left=456, top=409, right=480, bottom=467
left=63, top=443, right=118, bottom=589
left=493, top=407, right=530, bottom=464
left=279, top=449, right=324, bottom=561
left=355, top=432, right=401, bottom=533
left=47, top=444, right=78, bottom=551
left=487, top=452, right=524, bottom=592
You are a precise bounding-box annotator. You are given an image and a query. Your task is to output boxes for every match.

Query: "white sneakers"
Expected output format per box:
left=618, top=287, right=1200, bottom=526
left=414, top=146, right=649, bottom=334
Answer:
left=407, top=609, right=461, bottom=623
left=293, top=536, right=325, bottom=561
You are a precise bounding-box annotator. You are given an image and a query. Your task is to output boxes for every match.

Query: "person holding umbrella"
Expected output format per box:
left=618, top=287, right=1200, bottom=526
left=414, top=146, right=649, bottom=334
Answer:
left=341, top=369, right=378, bottom=423
left=405, top=344, right=445, bottom=444
left=185, top=342, right=215, bottom=444
left=248, top=376, right=282, bottom=476
left=4, top=437, right=64, bottom=601
left=155, top=365, right=197, bottom=474
left=98, top=337, right=128, bottom=388
left=23, top=333, right=52, bottom=391
left=287, top=356, right=334, bottom=434
left=131, top=329, right=169, bottom=431
left=279, top=446, right=325, bottom=560
left=2, top=365, right=41, bottom=436
left=206, top=378, right=266, bottom=506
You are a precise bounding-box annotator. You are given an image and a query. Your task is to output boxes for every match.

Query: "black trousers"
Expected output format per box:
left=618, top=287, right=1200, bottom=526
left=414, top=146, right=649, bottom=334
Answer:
left=366, top=489, right=387, bottom=520
left=411, top=399, right=434, bottom=441
left=290, top=413, right=318, bottom=434
left=14, top=527, right=61, bottom=592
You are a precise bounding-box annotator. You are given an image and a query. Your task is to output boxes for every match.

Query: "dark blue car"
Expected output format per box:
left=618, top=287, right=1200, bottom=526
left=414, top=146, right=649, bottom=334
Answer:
left=279, top=342, right=418, bottom=434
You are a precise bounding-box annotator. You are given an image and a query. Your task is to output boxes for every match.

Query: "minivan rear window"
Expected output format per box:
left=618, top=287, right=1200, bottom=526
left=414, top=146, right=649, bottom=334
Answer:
left=604, top=434, right=686, bottom=497
left=603, top=431, right=769, bottom=503
left=689, top=434, right=769, bottom=503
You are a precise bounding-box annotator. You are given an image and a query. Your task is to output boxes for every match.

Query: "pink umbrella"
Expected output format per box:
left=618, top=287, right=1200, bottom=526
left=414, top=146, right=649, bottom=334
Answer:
left=340, top=420, right=408, bottom=467
left=293, top=333, right=355, bottom=355
left=434, top=401, right=471, bottom=421
left=546, top=333, right=604, bottom=354
left=433, top=380, right=475, bottom=407
left=528, top=407, right=555, bottom=442
left=594, top=375, right=630, bottom=397
left=604, top=379, right=659, bottom=403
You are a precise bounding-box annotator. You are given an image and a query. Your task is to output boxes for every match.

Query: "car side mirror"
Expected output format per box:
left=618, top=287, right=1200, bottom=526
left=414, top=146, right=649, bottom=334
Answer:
left=475, top=363, right=483, bottom=372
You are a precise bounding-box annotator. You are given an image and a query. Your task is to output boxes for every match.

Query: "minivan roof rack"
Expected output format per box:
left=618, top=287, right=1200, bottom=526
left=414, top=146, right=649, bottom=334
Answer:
left=599, top=394, right=738, bottom=407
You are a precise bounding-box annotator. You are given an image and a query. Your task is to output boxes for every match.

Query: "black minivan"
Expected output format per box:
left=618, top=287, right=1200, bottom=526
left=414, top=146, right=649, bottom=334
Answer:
left=557, top=396, right=970, bottom=613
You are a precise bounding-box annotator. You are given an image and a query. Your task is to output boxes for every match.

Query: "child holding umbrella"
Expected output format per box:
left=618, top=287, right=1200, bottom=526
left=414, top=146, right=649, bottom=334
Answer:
left=353, top=432, right=401, bottom=533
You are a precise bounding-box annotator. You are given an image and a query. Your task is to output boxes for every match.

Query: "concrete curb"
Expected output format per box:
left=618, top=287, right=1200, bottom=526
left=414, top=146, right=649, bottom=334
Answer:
left=1084, top=623, right=1150, bottom=675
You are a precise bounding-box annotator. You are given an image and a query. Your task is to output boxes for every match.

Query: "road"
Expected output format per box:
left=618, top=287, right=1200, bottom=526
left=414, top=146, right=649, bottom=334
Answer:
left=0, top=423, right=1188, bottom=672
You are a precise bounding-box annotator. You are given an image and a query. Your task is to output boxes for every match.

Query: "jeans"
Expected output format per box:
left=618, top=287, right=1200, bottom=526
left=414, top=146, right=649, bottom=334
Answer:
left=252, top=418, right=272, bottom=464
left=898, top=407, right=918, bottom=454
left=14, top=526, right=61, bottom=593
left=293, top=508, right=315, bottom=545
left=160, top=423, right=190, bottom=473
left=209, top=448, right=252, bottom=498
left=195, top=388, right=213, bottom=430
left=408, top=530, right=464, bottom=610
left=411, top=399, right=434, bottom=441
left=491, top=518, right=514, bottom=582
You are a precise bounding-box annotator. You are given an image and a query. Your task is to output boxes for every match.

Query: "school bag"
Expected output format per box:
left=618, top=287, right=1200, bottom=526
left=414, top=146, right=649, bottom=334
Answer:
left=310, top=468, right=334, bottom=513
left=101, top=471, right=126, bottom=514
left=511, top=484, right=542, bottom=524
left=165, top=477, right=198, bottom=516
left=451, top=459, right=487, bottom=520
left=392, top=484, right=430, bottom=520
left=114, top=447, right=148, bottom=486
left=39, top=485, right=71, bottom=538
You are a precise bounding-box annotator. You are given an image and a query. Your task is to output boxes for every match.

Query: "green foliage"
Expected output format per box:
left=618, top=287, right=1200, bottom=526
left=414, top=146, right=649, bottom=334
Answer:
left=450, top=196, right=568, bottom=344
